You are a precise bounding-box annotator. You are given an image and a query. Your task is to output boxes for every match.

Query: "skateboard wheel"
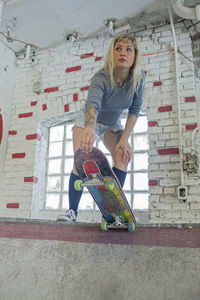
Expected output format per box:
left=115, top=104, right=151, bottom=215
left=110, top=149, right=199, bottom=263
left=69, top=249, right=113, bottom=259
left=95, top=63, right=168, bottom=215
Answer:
left=104, top=178, right=114, bottom=191
left=74, top=179, right=83, bottom=191
left=128, top=222, right=136, bottom=232
left=101, top=221, right=108, bottom=231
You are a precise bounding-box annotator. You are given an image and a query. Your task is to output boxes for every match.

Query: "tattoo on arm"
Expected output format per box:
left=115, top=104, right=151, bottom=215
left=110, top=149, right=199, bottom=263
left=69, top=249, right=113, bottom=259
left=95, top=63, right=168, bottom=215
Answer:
left=85, top=107, right=97, bottom=128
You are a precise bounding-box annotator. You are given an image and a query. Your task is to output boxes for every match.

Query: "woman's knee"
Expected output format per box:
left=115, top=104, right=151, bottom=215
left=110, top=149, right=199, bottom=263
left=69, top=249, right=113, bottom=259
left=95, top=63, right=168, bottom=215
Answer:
left=112, top=147, right=130, bottom=169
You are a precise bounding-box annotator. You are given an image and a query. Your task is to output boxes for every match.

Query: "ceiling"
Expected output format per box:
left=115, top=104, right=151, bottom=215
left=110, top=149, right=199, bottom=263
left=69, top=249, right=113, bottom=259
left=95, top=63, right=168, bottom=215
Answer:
left=0, top=0, right=199, bottom=54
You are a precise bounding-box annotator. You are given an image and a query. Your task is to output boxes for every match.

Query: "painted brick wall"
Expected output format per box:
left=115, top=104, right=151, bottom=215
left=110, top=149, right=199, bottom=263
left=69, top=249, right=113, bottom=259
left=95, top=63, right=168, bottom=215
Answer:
left=2, top=22, right=200, bottom=223
left=0, top=40, right=16, bottom=201
left=145, top=22, right=200, bottom=224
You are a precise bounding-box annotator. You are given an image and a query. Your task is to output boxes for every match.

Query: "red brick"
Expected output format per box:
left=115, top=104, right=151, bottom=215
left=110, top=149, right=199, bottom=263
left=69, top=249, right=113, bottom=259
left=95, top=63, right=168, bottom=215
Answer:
left=18, top=112, right=33, bottom=118
left=31, top=101, right=38, bottom=106
left=64, top=104, right=69, bottom=112
left=153, top=81, right=162, bottom=86
left=44, top=87, right=59, bottom=93
left=26, top=134, right=41, bottom=141
left=12, top=153, right=26, bottom=159
left=7, top=203, right=19, bottom=209
left=81, top=52, right=94, bottom=59
left=80, top=86, right=90, bottom=91
left=158, top=148, right=179, bottom=155
left=95, top=56, right=102, bottom=62
left=148, top=121, right=158, bottom=127
left=65, top=66, right=81, bottom=73
left=42, top=104, right=47, bottom=111
left=8, top=131, right=17, bottom=135
left=24, top=176, right=38, bottom=183
left=158, top=106, right=172, bottom=112
left=149, top=180, right=158, bottom=186
left=73, top=94, right=78, bottom=102
left=185, top=96, right=196, bottom=102
left=186, top=123, right=197, bottom=130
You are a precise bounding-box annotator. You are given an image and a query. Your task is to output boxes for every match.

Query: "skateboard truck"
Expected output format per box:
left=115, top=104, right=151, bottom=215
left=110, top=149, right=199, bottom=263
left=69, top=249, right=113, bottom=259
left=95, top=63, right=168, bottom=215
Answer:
left=74, top=177, right=114, bottom=191
left=101, top=216, right=135, bottom=232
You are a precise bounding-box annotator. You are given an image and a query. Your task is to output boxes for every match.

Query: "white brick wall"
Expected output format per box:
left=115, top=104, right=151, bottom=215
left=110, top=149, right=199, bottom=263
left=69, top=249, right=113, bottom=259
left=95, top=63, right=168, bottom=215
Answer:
left=1, top=22, right=200, bottom=223
left=0, top=40, right=16, bottom=200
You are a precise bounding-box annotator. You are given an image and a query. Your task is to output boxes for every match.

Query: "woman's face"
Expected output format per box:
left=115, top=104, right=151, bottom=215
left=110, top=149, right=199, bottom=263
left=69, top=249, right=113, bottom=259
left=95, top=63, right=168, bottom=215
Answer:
left=113, top=39, right=135, bottom=70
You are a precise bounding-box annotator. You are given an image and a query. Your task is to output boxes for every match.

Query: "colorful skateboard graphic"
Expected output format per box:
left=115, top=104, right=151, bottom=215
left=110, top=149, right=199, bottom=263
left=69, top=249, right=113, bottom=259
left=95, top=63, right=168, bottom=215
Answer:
left=74, top=147, right=136, bottom=232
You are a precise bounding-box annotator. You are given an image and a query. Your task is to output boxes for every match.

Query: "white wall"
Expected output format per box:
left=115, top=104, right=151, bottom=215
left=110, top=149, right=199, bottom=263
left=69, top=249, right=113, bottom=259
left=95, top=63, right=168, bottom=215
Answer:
left=0, top=41, right=16, bottom=198
left=1, top=21, right=200, bottom=223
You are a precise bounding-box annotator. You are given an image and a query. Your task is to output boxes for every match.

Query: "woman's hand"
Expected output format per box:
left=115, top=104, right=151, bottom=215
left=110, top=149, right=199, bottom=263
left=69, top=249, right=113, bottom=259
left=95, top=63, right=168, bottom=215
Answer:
left=114, top=138, right=132, bottom=164
left=79, top=127, right=96, bottom=153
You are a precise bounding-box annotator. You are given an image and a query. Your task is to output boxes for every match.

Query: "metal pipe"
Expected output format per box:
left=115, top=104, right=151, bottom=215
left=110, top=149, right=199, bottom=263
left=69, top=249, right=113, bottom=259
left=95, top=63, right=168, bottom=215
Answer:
left=167, top=0, right=185, bottom=186
left=0, top=1, right=4, bottom=24
left=170, top=0, right=200, bottom=20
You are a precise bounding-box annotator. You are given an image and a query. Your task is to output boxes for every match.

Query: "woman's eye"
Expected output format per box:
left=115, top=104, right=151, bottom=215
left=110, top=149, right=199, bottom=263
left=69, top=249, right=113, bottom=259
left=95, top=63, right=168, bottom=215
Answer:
left=127, top=48, right=132, bottom=52
left=115, top=47, right=121, bottom=51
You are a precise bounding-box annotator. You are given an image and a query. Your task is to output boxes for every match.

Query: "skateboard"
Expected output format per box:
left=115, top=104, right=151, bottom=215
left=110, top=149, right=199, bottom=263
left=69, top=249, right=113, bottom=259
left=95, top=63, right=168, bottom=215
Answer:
left=74, top=147, right=136, bottom=232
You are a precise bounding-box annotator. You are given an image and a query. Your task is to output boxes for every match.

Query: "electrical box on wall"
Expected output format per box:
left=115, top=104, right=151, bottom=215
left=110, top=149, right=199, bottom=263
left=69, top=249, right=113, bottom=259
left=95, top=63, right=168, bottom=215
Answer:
left=178, top=185, right=188, bottom=201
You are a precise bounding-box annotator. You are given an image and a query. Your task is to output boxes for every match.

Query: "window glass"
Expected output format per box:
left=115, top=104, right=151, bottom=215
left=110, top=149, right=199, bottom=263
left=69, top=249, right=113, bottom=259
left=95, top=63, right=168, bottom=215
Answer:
left=134, top=173, right=148, bottom=191
left=48, top=142, right=62, bottom=157
left=46, top=194, right=60, bottom=209
left=48, top=159, right=62, bottom=174
left=49, top=125, right=64, bottom=142
left=133, top=193, right=149, bottom=210
left=134, top=153, right=148, bottom=171
left=47, top=176, right=61, bottom=192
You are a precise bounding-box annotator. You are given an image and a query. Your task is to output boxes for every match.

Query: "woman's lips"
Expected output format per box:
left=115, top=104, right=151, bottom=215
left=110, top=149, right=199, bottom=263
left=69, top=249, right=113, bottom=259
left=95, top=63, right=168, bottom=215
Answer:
left=118, top=58, right=127, bottom=62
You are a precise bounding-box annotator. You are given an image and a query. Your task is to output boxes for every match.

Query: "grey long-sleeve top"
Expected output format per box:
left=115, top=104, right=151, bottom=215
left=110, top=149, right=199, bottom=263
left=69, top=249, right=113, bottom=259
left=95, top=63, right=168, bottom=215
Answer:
left=84, top=69, right=145, bottom=126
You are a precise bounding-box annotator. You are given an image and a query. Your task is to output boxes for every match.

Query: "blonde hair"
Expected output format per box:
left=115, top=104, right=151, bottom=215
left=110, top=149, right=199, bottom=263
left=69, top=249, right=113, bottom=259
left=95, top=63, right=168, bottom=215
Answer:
left=104, top=33, right=143, bottom=93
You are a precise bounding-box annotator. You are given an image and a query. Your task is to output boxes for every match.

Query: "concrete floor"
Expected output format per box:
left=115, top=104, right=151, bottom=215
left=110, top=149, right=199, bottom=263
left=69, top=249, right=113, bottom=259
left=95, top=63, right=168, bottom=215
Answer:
left=0, top=219, right=200, bottom=300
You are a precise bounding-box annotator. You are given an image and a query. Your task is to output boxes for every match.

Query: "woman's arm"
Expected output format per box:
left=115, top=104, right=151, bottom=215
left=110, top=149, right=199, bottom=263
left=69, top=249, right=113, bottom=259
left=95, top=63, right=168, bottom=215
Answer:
left=120, top=114, right=137, bottom=141
left=79, top=107, right=97, bottom=153
left=85, top=107, right=97, bottom=128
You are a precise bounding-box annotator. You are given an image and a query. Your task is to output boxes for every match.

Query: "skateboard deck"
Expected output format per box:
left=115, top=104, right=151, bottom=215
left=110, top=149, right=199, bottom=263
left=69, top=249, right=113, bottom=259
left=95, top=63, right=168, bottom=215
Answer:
left=74, top=147, right=136, bottom=232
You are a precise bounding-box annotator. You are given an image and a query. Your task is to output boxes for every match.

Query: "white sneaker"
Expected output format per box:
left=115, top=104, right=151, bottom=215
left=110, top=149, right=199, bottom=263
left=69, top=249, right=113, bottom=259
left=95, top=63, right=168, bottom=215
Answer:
left=57, top=209, right=77, bottom=222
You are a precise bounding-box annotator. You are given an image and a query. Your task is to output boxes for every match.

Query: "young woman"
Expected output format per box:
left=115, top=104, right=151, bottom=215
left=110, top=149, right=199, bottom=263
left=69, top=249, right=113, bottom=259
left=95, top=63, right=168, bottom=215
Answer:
left=57, top=33, right=145, bottom=222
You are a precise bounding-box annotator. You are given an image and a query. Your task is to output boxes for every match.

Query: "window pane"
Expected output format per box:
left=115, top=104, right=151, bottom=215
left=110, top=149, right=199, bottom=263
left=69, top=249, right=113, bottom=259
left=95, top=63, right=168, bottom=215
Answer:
left=134, top=173, right=148, bottom=190
left=134, top=135, right=148, bottom=151
left=65, top=124, right=73, bottom=139
left=49, top=142, right=63, bottom=157
left=133, top=193, right=149, bottom=210
left=134, top=116, right=147, bottom=133
left=97, top=141, right=109, bottom=154
left=62, top=194, right=69, bottom=209
left=47, top=176, right=61, bottom=192
left=134, top=153, right=148, bottom=170
left=48, top=159, right=62, bottom=174
left=124, top=192, right=131, bottom=206
left=63, top=176, right=69, bottom=192
left=123, top=173, right=131, bottom=190
left=64, top=159, right=74, bottom=173
left=79, top=192, right=93, bottom=210
left=65, top=141, right=74, bottom=155
left=46, top=194, right=59, bottom=209
left=49, top=125, right=64, bottom=142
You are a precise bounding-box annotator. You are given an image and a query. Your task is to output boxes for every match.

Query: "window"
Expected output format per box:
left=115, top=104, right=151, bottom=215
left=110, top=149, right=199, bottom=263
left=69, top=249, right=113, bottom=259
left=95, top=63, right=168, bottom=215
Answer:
left=45, top=114, right=149, bottom=211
